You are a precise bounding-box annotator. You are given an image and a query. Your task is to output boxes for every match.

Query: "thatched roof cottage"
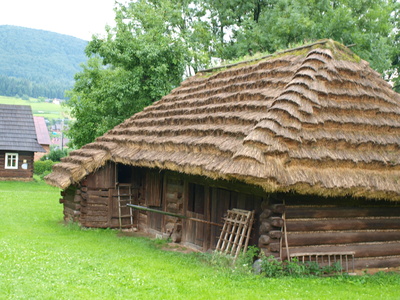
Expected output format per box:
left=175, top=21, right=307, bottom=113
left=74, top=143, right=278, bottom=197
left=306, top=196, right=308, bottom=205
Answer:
left=46, top=40, right=400, bottom=270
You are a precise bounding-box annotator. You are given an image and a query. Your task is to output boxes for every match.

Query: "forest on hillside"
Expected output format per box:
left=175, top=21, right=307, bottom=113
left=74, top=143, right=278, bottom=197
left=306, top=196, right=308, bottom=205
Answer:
left=0, top=25, right=88, bottom=99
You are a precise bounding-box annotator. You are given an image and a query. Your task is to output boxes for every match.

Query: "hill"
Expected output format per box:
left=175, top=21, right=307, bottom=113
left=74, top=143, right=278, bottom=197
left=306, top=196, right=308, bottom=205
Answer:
left=0, top=25, right=88, bottom=99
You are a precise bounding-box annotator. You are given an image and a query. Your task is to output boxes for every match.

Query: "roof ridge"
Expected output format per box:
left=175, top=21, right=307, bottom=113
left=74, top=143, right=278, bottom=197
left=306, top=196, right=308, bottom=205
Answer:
left=199, top=39, right=331, bottom=73
left=231, top=46, right=334, bottom=162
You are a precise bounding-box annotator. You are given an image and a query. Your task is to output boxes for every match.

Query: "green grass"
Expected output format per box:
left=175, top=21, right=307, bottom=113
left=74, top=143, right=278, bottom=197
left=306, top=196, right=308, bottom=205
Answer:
left=0, top=95, right=69, bottom=120
left=0, top=181, right=399, bottom=299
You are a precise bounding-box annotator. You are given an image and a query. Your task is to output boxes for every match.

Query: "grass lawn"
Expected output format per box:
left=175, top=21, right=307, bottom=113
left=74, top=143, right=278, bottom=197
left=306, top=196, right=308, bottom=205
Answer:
left=0, top=181, right=399, bottom=299
left=0, top=95, right=69, bottom=120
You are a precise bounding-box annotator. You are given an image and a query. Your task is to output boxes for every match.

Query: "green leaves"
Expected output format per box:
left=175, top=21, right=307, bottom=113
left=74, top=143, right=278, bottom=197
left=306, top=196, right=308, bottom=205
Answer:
left=67, top=0, right=187, bottom=148
left=217, top=0, right=399, bottom=80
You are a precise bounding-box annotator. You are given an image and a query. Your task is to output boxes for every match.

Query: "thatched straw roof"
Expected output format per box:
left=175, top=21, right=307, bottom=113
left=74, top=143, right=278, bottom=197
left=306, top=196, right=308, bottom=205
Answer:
left=46, top=40, right=400, bottom=200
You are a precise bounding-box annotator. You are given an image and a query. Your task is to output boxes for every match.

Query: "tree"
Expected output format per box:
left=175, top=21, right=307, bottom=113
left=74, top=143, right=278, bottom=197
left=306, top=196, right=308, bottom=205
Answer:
left=66, top=0, right=188, bottom=148
left=216, top=0, right=399, bottom=77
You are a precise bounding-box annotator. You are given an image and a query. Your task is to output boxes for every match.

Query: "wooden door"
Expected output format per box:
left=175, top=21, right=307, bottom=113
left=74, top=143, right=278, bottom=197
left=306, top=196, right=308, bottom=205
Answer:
left=210, top=188, right=231, bottom=249
left=184, top=183, right=208, bottom=249
left=146, top=170, right=163, bottom=232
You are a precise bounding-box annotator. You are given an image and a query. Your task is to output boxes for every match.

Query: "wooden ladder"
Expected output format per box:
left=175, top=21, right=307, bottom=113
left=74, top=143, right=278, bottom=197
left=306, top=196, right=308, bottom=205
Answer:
left=117, top=183, right=134, bottom=229
left=215, top=208, right=254, bottom=259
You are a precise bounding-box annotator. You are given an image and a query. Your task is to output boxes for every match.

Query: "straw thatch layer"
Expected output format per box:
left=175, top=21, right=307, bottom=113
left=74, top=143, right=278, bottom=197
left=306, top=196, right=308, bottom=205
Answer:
left=45, top=40, right=400, bottom=200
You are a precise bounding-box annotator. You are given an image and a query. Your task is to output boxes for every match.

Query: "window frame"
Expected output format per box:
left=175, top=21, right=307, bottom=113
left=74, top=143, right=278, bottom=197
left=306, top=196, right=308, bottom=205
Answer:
left=5, top=153, right=18, bottom=169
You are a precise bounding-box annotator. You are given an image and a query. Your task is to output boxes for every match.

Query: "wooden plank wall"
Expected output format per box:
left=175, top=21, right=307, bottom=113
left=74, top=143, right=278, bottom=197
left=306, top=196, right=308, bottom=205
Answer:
left=79, top=186, right=111, bottom=228
left=77, top=163, right=116, bottom=228
left=0, top=151, right=34, bottom=179
left=210, top=188, right=263, bottom=250
left=283, top=200, right=400, bottom=269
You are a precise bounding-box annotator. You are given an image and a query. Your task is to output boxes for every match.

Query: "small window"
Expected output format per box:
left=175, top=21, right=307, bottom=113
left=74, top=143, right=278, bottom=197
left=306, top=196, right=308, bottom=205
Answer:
left=188, top=183, right=205, bottom=214
left=5, top=153, right=18, bottom=169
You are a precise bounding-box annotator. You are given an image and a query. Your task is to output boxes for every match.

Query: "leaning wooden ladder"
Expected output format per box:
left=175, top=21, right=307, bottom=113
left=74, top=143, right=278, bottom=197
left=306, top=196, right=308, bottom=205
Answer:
left=117, top=183, right=134, bottom=229
left=215, top=209, right=254, bottom=259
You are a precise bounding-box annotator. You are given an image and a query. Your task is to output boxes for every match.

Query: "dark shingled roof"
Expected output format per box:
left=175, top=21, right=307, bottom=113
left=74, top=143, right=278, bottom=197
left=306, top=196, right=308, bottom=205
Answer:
left=0, top=104, right=45, bottom=152
left=45, top=40, right=400, bottom=201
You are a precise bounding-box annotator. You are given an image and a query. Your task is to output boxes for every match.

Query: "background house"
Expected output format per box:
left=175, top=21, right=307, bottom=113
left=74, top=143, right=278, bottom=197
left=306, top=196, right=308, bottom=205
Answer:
left=33, top=116, right=51, bottom=161
left=0, top=104, right=45, bottom=180
left=46, top=40, right=400, bottom=270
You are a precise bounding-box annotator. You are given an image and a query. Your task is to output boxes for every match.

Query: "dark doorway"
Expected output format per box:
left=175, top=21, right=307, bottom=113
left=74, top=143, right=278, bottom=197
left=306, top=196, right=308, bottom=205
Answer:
left=117, top=164, right=132, bottom=184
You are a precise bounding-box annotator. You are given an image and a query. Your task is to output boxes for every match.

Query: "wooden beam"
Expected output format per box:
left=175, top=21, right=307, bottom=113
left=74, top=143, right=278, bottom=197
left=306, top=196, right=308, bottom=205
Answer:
left=285, top=231, right=400, bottom=247
left=286, top=218, right=400, bottom=231
left=286, top=206, right=400, bottom=219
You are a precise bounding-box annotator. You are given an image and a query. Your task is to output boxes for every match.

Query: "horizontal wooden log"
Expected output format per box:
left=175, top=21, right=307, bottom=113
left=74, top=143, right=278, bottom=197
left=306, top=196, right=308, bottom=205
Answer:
left=258, top=235, right=271, bottom=246
left=84, top=210, right=108, bottom=217
left=83, top=215, right=108, bottom=223
left=59, top=198, right=65, bottom=204
left=287, top=242, right=400, bottom=259
left=86, top=195, right=109, bottom=205
left=354, top=256, right=400, bottom=270
left=73, top=194, right=83, bottom=203
left=269, top=242, right=281, bottom=252
left=259, top=222, right=272, bottom=234
left=64, top=201, right=81, bottom=211
left=63, top=207, right=80, bottom=217
left=285, top=231, right=400, bottom=247
left=268, top=217, right=284, bottom=228
left=81, top=205, right=108, bottom=213
left=260, top=209, right=272, bottom=220
left=286, top=218, right=400, bottom=231
left=270, top=204, right=285, bottom=214
left=286, top=206, right=400, bottom=219
left=260, top=249, right=280, bottom=258
left=87, top=189, right=109, bottom=197
left=269, top=230, right=283, bottom=239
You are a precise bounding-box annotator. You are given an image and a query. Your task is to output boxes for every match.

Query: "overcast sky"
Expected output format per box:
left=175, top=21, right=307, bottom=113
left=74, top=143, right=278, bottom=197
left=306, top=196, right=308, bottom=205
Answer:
left=0, top=0, right=119, bottom=40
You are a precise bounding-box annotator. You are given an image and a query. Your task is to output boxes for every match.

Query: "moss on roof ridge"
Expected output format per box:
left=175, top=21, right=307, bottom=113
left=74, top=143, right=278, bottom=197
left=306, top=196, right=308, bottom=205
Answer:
left=199, top=39, right=361, bottom=77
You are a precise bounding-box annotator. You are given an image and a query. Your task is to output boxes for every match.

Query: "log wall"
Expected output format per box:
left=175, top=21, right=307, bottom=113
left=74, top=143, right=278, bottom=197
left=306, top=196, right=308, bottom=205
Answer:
left=283, top=198, right=400, bottom=269
left=258, top=198, right=285, bottom=259
left=0, top=151, right=34, bottom=180
left=58, top=163, right=400, bottom=269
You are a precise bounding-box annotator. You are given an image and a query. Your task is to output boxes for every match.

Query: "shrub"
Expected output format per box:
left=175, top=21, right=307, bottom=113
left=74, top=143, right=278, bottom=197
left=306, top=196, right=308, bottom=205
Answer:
left=40, top=148, right=70, bottom=162
left=34, top=160, right=56, bottom=177
left=260, top=255, right=284, bottom=277
left=286, top=257, right=309, bottom=276
left=257, top=254, right=343, bottom=277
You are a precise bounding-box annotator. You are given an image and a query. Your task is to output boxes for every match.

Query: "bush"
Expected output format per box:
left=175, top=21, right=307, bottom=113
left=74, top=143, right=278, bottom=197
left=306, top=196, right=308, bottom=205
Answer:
left=260, top=255, right=284, bottom=277
left=258, top=254, right=342, bottom=277
left=34, top=160, right=56, bottom=178
left=40, top=148, right=70, bottom=162
left=196, top=247, right=344, bottom=278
